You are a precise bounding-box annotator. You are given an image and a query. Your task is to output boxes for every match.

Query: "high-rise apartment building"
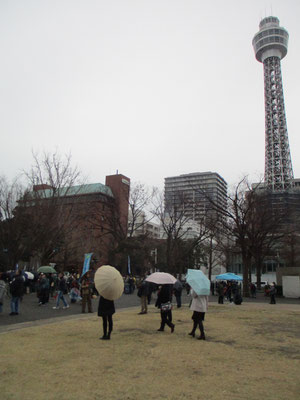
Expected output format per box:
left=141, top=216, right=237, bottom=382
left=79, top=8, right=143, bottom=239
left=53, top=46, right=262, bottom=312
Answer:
left=164, top=172, right=227, bottom=224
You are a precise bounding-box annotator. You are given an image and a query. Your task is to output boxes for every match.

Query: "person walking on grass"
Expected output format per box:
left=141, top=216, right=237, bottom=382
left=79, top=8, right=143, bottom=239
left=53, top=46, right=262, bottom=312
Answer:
left=53, top=273, right=69, bottom=310
left=156, top=284, right=175, bottom=333
left=98, top=295, right=115, bottom=340
left=188, top=288, right=208, bottom=340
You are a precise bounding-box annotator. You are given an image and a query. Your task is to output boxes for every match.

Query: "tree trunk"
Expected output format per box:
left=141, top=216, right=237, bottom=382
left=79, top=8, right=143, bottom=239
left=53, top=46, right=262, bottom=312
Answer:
left=242, top=254, right=251, bottom=297
left=208, top=237, right=213, bottom=281
left=255, top=257, right=263, bottom=290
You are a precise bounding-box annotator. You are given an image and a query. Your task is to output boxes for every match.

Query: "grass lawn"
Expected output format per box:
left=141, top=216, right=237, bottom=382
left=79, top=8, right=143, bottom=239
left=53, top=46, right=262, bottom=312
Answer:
left=1, top=303, right=300, bottom=400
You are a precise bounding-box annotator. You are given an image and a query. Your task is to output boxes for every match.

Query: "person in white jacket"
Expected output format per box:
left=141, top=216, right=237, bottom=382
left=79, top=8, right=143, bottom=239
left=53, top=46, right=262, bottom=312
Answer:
left=188, top=288, right=208, bottom=340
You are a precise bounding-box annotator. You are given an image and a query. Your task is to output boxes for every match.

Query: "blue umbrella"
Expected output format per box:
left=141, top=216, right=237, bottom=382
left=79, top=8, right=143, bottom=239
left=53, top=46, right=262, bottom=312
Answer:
left=186, top=269, right=210, bottom=295
left=215, top=273, right=243, bottom=281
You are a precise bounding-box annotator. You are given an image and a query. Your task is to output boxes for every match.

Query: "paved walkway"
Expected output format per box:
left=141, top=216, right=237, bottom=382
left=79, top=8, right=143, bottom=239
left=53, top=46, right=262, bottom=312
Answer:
left=1, top=290, right=299, bottom=333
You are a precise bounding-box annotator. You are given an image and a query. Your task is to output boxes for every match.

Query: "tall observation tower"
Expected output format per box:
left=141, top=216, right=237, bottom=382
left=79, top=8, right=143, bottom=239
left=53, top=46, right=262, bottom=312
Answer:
left=253, top=16, right=294, bottom=191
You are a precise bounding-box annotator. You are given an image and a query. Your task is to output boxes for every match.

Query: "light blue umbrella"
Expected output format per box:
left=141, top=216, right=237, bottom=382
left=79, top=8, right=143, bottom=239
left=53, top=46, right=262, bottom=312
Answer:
left=186, top=269, right=210, bottom=295
left=215, top=272, right=243, bottom=281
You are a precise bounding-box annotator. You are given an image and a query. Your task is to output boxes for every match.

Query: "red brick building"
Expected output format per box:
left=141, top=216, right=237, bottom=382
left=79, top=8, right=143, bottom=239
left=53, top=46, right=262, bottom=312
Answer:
left=24, top=173, right=130, bottom=272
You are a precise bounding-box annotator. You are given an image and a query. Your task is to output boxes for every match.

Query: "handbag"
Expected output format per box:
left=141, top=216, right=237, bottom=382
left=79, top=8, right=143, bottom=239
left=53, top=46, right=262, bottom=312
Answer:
left=161, top=301, right=172, bottom=312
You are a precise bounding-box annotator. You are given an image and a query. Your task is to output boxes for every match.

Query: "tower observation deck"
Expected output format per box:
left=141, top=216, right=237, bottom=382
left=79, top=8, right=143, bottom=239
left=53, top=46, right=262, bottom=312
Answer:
left=252, top=16, right=294, bottom=191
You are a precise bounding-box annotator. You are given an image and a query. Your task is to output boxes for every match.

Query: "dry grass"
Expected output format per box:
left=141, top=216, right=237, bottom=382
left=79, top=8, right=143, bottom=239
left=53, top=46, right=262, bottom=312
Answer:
left=1, top=303, right=300, bottom=400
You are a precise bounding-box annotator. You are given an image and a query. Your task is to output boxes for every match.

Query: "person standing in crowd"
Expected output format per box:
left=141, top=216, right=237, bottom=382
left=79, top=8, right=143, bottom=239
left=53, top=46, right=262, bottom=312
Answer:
left=38, top=273, right=49, bottom=305
left=137, top=278, right=149, bottom=314
left=269, top=282, right=277, bottom=304
left=226, top=282, right=233, bottom=302
left=53, top=272, right=69, bottom=310
left=98, top=295, right=115, bottom=340
left=49, top=273, right=57, bottom=298
left=0, top=272, right=6, bottom=313
left=217, top=281, right=225, bottom=304
left=250, top=282, right=257, bottom=298
left=128, top=275, right=135, bottom=294
left=156, top=284, right=175, bottom=333
left=188, top=288, right=208, bottom=340
left=81, top=272, right=93, bottom=313
left=9, top=269, right=24, bottom=316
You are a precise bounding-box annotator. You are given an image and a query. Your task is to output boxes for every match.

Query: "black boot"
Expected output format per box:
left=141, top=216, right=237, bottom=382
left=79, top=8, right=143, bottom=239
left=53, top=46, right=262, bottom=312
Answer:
left=198, top=333, right=206, bottom=340
left=188, top=331, right=195, bottom=337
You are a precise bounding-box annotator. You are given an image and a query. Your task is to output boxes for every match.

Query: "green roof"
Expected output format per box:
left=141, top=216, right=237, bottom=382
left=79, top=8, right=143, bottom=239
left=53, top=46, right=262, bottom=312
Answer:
left=35, top=183, right=114, bottom=198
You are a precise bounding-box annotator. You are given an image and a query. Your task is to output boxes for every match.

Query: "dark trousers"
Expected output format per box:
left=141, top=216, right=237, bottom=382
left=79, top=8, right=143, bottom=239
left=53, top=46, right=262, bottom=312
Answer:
left=39, top=289, right=48, bottom=304
left=270, top=294, right=276, bottom=304
left=102, top=315, right=113, bottom=336
left=218, top=295, right=224, bottom=304
left=191, top=320, right=204, bottom=336
left=175, top=294, right=181, bottom=308
left=160, top=310, right=174, bottom=330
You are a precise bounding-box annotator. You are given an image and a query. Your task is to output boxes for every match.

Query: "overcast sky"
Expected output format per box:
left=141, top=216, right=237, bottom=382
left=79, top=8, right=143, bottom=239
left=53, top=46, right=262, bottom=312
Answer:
left=0, top=0, right=299, bottom=190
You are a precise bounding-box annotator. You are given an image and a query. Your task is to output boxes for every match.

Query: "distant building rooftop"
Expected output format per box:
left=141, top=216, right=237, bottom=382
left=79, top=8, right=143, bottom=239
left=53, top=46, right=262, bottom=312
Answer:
left=32, top=183, right=114, bottom=198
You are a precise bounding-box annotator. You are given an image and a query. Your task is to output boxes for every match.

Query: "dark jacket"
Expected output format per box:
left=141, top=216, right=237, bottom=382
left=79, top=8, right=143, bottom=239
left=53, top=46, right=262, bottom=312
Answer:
left=39, top=277, right=49, bottom=291
left=98, top=296, right=115, bottom=317
left=10, top=275, right=24, bottom=297
left=138, top=281, right=149, bottom=297
left=58, top=277, right=67, bottom=293
left=156, top=285, right=173, bottom=308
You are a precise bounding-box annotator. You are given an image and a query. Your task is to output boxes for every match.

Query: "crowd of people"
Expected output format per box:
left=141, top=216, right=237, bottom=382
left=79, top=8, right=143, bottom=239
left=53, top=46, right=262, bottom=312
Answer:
left=0, top=269, right=278, bottom=341
left=0, top=269, right=97, bottom=316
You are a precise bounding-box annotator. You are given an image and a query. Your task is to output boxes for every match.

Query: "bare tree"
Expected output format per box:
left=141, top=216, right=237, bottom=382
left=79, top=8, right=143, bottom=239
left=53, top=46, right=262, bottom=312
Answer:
left=0, top=176, right=30, bottom=269
left=128, top=182, right=157, bottom=238
left=193, top=177, right=285, bottom=296
left=151, top=190, right=209, bottom=274
left=18, top=151, right=84, bottom=267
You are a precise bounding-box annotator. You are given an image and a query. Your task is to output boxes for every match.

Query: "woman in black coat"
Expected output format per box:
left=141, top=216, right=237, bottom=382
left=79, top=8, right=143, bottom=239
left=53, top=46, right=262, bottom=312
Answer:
left=98, top=295, right=115, bottom=340
left=156, top=284, right=175, bottom=333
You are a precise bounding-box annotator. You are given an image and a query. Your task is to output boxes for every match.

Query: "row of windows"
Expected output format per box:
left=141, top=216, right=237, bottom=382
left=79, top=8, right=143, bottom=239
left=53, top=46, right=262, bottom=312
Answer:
left=254, top=28, right=288, bottom=43
left=230, top=262, right=279, bottom=274
left=255, top=35, right=287, bottom=50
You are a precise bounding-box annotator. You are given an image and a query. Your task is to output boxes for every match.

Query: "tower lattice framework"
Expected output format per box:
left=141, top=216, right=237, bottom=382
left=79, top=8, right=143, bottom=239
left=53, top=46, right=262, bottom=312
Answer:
left=253, top=16, right=294, bottom=191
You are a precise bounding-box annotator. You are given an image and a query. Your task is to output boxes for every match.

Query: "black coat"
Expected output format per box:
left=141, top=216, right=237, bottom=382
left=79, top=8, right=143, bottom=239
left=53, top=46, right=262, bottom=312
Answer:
left=156, top=285, right=173, bottom=308
left=98, top=296, right=115, bottom=317
left=10, top=275, right=24, bottom=297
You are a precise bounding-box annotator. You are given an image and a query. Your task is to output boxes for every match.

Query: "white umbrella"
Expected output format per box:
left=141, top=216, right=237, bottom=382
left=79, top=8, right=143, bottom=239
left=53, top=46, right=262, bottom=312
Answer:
left=24, top=271, right=34, bottom=280
left=145, top=272, right=177, bottom=285
left=94, top=265, right=124, bottom=301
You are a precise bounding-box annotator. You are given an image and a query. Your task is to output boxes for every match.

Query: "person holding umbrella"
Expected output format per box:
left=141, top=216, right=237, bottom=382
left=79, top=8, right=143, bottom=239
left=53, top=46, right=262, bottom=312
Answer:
left=94, top=265, right=124, bottom=340
left=156, top=284, right=175, bottom=333
left=185, top=269, right=210, bottom=340
left=145, top=272, right=176, bottom=333
left=188, top=289, right=208, bottom=340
